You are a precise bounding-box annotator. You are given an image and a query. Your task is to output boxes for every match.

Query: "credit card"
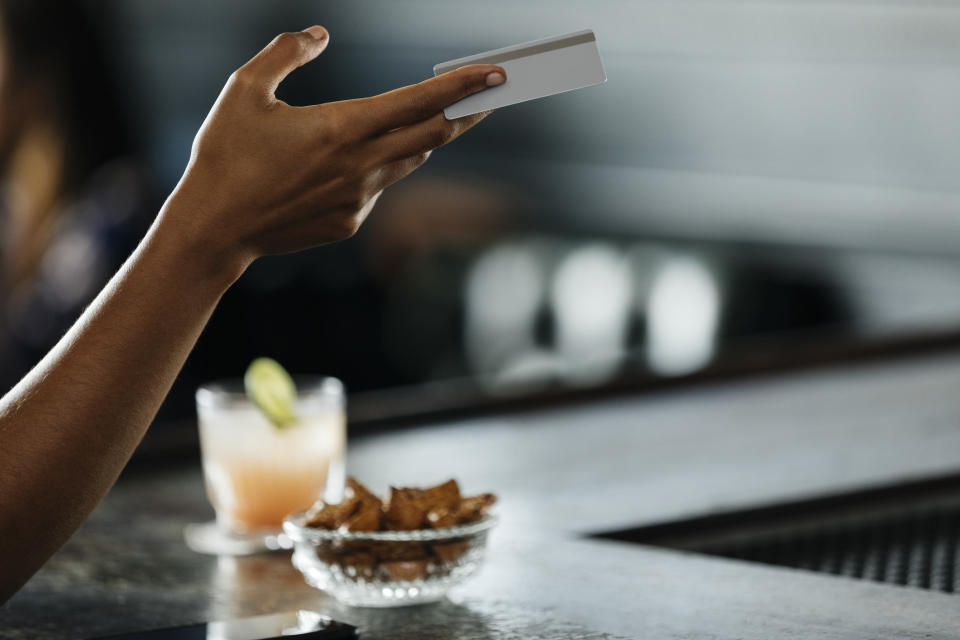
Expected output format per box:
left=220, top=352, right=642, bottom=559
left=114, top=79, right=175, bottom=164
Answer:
left=434, top=29, right=607, bottom=120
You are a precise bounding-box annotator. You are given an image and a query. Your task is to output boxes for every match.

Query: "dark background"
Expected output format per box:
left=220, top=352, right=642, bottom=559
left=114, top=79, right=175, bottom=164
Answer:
left=8, top=0, right=960, bottom=422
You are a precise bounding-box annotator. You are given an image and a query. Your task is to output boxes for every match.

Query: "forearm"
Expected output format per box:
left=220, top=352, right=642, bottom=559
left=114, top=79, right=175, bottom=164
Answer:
left=0, top=25, right=503, bottom=604
left=0, top=195, right=246, bottom=603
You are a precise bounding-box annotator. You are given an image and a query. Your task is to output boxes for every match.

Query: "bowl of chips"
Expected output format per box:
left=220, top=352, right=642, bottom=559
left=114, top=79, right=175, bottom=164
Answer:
left=283, top=478, right=497, bottom=607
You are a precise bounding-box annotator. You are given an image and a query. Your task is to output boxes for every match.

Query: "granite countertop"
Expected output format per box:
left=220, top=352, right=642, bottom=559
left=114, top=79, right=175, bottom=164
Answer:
left=6, top=351, right=960, bottom=638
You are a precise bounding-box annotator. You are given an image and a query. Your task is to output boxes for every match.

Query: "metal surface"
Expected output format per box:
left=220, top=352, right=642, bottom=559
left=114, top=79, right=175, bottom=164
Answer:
left=694, top=497, right=960, bottom=593
left=594, top=473, right=960, bottom=593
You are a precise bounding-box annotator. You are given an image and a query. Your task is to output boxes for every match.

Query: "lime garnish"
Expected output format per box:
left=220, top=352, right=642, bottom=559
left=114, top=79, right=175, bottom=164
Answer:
left=244, top=357, right=298, bottom=428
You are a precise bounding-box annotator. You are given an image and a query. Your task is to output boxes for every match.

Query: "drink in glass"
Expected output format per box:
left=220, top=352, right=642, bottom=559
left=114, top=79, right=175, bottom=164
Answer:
left=189, top=377, right=345, bottom=552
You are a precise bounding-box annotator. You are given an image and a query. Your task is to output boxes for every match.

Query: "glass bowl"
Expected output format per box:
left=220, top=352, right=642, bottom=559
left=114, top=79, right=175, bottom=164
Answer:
left=282, top=511, right=497, bottom=607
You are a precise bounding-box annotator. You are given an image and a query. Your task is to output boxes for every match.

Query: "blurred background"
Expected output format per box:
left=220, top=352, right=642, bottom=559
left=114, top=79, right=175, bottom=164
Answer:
left=5, top=0, right=960, bottom=425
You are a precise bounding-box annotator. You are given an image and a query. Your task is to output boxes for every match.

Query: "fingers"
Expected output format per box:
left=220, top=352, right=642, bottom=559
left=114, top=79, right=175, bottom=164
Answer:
left=371, top=111, right=490, bottom=163
left=234, top=27, right=330, bottom=97
left=297, top=190, right=384, bottom=245
left=360, top=65, right=505, bottom=134
left=375, top=152, right=433, bottom=191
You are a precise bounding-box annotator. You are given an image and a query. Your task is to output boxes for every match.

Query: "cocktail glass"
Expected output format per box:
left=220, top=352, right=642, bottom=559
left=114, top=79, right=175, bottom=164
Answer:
left=184, top=377, right=345, bottom=555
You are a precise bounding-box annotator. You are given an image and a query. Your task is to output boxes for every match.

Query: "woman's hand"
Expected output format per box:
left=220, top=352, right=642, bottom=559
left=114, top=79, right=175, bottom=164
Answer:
left=161, top=26, right=505, bottom=279
left=0, top=25, right=504, bottom=604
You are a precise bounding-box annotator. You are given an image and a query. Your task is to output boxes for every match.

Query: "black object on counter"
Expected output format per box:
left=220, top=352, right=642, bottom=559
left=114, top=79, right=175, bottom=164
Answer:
left=85, top=611, right=356, bottom=640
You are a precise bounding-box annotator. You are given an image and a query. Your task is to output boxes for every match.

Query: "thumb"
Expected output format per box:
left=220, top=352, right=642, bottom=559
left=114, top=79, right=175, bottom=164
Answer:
left=236, top=26, right=329, bottom=97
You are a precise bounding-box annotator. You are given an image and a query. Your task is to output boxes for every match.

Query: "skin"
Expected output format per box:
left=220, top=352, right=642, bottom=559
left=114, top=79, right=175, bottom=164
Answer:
left=0, top=26, right=505, bottom=604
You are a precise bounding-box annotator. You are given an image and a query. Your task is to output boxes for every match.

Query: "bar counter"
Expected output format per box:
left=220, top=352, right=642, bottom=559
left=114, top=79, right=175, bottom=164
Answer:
left=5, top=350, right=960, bottom=638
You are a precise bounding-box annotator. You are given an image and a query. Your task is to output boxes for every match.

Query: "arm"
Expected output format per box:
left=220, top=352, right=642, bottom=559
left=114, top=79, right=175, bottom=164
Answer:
left=0, top=26, right=505, bottom=604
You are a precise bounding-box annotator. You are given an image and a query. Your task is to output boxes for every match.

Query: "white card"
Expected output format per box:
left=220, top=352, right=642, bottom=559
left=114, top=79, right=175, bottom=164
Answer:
left=434, top=29, right=607, bottom=120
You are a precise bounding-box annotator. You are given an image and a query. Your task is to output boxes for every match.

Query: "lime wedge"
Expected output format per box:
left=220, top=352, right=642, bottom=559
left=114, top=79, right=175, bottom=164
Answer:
left=244, top=357, right=298, bottom=428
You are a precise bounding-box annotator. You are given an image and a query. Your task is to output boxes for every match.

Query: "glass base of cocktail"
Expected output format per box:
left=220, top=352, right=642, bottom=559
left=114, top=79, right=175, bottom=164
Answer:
left=183, top=521, right=293, bottom=555
left=187, top=362, right=345, bottom=556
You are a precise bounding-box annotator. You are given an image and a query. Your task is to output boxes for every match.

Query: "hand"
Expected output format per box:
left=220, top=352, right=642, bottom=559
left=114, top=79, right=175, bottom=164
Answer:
left=161, top=26, right=505, bottom=276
